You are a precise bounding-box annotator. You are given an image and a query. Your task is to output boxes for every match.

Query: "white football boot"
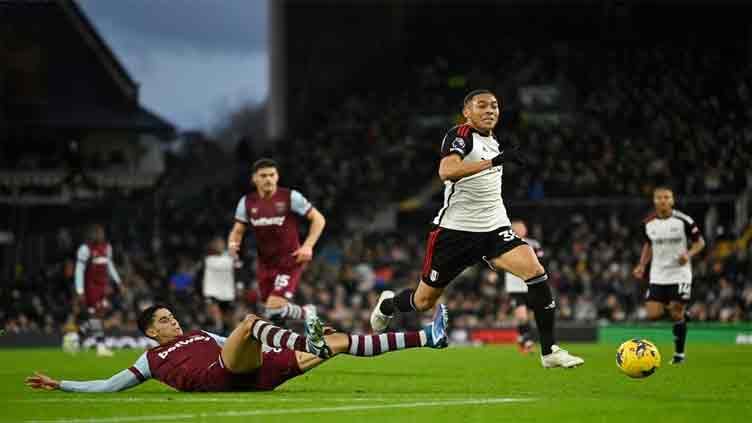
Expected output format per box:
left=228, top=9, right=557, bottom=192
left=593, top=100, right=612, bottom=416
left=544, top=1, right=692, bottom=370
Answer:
left=369, top=290, right=395, bottom=333
left=541, top=345, right=584, bottom=368
left=304, top=313, right=331, bottom=359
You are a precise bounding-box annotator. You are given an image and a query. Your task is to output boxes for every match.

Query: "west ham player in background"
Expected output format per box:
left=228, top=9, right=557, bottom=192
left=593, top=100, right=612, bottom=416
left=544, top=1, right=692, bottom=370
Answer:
left=632, top=186, right=705, bottom=364
left=504, top=220, right=543, bottom=354
left=228, top=159, right=326, bottom=323
left=26, top=304, right=448, bottom=393
left=74, top=224, right=122, bottom=357
left=370, top=89, right=583, bottom=368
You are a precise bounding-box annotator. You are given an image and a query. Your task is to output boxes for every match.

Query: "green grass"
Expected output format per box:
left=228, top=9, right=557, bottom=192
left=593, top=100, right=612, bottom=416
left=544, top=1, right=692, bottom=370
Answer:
left=1, top=343, right=750, bottom=423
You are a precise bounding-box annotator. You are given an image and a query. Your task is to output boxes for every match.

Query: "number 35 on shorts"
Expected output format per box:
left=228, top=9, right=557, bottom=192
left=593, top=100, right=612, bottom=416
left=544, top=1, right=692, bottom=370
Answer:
left=678, top=282, right=691, bottom=300
left=274, top=274, right=290, bottom=289
left=498, top=229, right=520, bottom=242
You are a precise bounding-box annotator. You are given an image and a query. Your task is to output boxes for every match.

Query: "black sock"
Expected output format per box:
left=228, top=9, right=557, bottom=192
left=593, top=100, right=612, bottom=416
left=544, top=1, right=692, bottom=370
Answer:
left=380, top=289, right=416, bottom=315
left=526, top=275, right=555, bottom=355
left=517, top=322, right=531, bottom=344
left=673, top=320, right=687, bottom=355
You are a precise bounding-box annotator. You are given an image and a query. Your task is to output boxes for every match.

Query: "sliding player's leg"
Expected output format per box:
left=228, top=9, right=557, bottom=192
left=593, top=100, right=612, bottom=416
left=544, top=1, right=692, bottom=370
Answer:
left=220, top=315, right=264, bottom=373
left=244, top=306, right=450, bottom=392
left=298, top=304, right=450, bottom=373
left=228, top=313, right=330, bottom=358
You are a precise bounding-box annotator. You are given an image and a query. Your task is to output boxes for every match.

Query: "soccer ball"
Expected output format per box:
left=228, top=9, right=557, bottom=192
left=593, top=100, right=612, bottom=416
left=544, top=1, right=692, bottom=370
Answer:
left=616, top=339, right=661, bottom=378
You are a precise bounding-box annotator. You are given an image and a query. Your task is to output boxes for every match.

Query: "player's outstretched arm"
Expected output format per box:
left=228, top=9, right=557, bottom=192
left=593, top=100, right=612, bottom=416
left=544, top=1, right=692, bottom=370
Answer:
left=26, top=372, right=61, bottom=391
left=26, top=368, right=145, bottom=393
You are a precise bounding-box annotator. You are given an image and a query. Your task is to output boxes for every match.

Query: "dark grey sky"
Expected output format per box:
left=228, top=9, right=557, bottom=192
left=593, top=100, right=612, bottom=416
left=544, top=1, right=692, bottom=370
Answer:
left=78, top=0, right=268, bottom=131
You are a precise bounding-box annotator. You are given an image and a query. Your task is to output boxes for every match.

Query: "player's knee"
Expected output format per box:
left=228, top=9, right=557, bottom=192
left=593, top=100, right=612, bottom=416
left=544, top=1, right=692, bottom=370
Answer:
left=525, top=263, right=546, bottom=281
left=669, top=306, right=685, bottom=321
left=242, top=314, right=260, bottom=334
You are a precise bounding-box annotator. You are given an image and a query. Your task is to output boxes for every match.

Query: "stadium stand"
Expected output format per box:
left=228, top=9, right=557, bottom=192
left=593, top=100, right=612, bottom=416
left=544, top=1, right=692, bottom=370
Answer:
left=2, top=38, right=751, bottom=335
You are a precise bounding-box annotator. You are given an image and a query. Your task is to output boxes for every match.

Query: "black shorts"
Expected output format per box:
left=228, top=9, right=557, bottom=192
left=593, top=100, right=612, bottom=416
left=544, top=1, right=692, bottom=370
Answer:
left=645, top=283, right=691, bottom=304
left=421, top=226, right=528, bottom=288
left=509, top=293, right=528, bottom=308
left=205, top=297, right=235, bottom=312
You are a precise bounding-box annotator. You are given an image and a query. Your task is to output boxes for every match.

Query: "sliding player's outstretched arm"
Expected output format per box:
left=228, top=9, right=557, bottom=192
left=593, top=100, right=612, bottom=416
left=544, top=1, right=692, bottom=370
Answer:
left=26, top=353, right=151, bottom=393
left=26, top=369, right=143, bottom=393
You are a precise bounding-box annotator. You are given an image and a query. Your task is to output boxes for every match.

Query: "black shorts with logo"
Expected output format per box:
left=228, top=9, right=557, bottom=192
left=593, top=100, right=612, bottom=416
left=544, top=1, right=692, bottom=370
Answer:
left=421, top=225, right=528, bottom=288
left=645, top=283, right=692, bottom=304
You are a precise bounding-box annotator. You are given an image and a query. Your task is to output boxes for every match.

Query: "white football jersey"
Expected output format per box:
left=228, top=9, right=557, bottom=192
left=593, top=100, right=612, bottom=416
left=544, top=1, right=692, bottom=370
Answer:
left=643, top=210, right=701, bottom=285
left=202, top=254, right=235, bottom=301
left=505, top=238, right=543, bottom=293
left=433, top=124, right=511, bottom=232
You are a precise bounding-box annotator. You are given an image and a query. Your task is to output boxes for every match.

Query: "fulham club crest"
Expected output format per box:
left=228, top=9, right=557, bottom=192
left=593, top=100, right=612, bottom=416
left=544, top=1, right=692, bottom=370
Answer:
left=430, top=269, right=439, bottom=282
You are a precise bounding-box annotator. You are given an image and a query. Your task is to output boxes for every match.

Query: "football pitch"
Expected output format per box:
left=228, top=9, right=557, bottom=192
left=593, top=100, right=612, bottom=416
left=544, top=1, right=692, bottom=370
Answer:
left=2, top=343, right=750, bottom=423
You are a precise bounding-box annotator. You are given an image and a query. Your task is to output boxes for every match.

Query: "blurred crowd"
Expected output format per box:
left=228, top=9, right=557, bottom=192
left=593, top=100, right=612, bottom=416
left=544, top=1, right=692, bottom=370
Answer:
left=3, top=205, right=751, bottom=336
left=3, top=41, right=752, bottom=335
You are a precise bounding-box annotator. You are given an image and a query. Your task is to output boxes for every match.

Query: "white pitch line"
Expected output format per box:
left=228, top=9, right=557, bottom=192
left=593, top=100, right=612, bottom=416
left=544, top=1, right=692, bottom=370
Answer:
left=20, top=398, right=534, bottom=423
left=13, top=397, right=387, bottom=403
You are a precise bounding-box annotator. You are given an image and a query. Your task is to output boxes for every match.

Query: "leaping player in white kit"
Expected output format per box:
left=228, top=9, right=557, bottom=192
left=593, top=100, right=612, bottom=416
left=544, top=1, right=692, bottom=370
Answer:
left=370, top=89, right=583, bottom=368
left=632, top=186, right=705, bottom=364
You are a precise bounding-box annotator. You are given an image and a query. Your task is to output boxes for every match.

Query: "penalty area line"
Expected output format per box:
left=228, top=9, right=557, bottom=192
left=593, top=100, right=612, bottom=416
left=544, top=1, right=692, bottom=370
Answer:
left=20, top=397, right=535, bottom=423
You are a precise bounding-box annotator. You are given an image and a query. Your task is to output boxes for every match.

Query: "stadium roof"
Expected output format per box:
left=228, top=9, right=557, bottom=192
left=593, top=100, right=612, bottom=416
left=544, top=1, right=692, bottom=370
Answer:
left=59, top=0, right=139, bottom=102
left=6, top=103, right=174, bottom=134
left=2, top=0, right=175, bottom=137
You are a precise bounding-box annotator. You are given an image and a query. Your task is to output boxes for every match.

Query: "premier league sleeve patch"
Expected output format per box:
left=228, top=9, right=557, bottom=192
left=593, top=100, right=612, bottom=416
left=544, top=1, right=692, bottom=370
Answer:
left=449, top=137, right=467, bottom=156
